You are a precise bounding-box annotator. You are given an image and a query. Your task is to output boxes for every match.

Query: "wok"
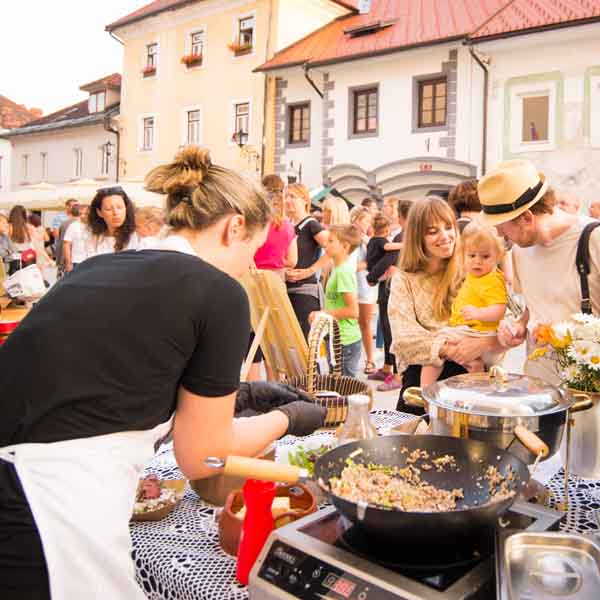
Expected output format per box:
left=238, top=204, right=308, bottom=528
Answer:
left=209, top=431, right=545, bottom=544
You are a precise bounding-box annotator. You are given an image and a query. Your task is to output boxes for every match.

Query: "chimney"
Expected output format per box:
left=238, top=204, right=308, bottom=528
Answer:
left=358, top=0, right=372, bottom=14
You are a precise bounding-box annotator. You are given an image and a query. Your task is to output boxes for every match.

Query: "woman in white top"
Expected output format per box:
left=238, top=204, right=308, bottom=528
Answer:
left=84, top=186, right=138, bottom=258
left=27, top=213, right=54, bottom=273
left=7, top=205, right=37, bottom=275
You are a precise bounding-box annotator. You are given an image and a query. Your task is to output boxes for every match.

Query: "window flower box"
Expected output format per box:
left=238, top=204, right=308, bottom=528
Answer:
left=142, top=65, right=157, bottom=78
left=181, top=53, right=203, bottom=68
left=228, top=41, right=252, bottom=57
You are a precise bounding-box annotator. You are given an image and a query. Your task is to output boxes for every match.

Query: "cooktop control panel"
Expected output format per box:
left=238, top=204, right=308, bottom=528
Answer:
left=257, top=542, right=408, bottom=600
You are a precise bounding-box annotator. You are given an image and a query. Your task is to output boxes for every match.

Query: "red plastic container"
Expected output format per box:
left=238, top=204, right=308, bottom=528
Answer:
left=235, top=479, right=276, bottom=585
left=0, top=320, right=20, bottom=346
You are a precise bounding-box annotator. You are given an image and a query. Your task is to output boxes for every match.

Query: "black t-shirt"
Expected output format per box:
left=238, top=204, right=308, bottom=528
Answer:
left=367, top=233, right=403, bottom=303
left=287, top=217, right=324, bottom=289
left=0, top=250, right=250, bottom=445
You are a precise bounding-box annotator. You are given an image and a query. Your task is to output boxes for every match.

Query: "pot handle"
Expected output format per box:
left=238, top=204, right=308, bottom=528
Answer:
left=514, top=425, right=550, bottom=458
left=403, top=387, right=427, bottom=408
left=224, top=456, right=307, bottom=484
left=569, top=393, right=594, bottom=414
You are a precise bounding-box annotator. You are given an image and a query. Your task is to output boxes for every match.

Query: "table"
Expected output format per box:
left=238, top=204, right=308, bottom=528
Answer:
left=130, top=409, right=600, bottom=600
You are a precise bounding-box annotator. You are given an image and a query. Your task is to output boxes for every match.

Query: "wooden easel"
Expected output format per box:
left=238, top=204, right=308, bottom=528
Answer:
left=240, top=268, right=308, bottom=382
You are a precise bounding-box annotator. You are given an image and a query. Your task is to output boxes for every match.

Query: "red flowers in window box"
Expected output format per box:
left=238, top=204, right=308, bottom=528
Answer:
left=142, top=65, right=157, bottom=77
left=228, top=41, right=252, bottom=56
left=181, top=53, right=203, bottom=68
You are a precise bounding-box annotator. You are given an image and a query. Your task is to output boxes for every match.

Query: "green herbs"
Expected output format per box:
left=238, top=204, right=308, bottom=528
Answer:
left=288, top=444, right=331, bottom=475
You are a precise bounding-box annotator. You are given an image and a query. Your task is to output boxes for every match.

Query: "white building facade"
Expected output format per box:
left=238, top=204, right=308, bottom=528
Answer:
left=265, top=43, right=483, bottom=203
left=0, top=75, right=121, bottom=194
left=260, top=7, right=600, bottom=206
left=475, top=23, right=600, bottom=209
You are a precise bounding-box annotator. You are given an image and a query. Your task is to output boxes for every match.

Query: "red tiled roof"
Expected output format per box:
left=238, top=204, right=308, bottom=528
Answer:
left=25, top=100, right=91, bottom=127
left=257, top=0, right=509, bottom=71
left=0, top=95, right=41, bottom=129
left=106, top=0, right=358, bottom=31
left=470, top=0, right=600, bottom=40
left=80, top=73, right=122, bottom=92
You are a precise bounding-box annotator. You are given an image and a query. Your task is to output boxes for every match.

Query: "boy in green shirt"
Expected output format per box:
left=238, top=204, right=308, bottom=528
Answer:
left=310, top=224, right=362, bottom=377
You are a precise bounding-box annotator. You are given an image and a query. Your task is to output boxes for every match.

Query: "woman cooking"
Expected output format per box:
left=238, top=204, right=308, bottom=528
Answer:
left=389, top=196, right=502, bottom=413
left=0, top=147, right=326, bottom=599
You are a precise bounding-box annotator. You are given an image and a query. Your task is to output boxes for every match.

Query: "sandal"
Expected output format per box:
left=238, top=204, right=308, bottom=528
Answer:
left=363, top=361, right=376, bottom=375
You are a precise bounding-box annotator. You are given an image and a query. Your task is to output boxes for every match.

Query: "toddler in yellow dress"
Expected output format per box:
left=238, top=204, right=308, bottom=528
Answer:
left=421, top=221, right=507, bottom=387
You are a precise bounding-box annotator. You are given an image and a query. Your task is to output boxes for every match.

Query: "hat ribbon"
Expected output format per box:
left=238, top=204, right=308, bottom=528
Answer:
left=482, top=179, right=543, bottom=215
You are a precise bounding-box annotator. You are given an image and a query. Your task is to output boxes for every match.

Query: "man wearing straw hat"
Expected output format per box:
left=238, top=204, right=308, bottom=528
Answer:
left=477, top=159, right=600, bottom=382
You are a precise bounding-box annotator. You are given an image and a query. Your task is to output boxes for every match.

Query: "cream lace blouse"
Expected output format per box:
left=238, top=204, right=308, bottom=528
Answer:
left=388, top=271, right=449, bottom=376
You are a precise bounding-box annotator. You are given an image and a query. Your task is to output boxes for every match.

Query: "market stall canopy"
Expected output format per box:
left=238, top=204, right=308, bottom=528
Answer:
left=0, top=179, right=164, bottom=211
left=0, top=182, right=61, bottom=211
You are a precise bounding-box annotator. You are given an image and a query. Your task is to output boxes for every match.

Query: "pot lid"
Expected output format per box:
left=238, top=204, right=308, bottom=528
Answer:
left=424, top=371, right=565, bottom=416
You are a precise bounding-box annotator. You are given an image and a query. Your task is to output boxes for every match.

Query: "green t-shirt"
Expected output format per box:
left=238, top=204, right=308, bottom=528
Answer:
left=325, top=260, right=361, bottom=346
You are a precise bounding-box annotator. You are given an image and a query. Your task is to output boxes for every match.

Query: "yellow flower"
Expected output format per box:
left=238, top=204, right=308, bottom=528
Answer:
left=550, top=332, right=572, bottom=350
left=529, top=347, right=549, bottom=361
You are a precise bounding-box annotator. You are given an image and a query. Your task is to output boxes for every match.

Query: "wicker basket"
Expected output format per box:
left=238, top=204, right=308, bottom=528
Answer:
left=286, top=314, right=372, bottom=427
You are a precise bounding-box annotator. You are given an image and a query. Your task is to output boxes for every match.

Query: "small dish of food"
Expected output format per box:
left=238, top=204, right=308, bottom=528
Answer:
left=131, top=475, right=186, bottom=522
left=276, top=433, right=334, bottom=475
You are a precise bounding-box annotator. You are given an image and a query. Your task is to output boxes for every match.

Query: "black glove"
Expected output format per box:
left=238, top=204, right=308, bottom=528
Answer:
left=235, top=382, right=313, bottom=417
left=275, top=401, right=327, bottom=437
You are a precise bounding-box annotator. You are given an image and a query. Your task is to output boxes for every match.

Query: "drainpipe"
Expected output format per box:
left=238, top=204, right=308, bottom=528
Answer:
left=106, top=29, right=124, bottom=181
left=260, top=0, right=275, bottom=178
left=303, top=64, right=324, bottom=99
left=108, top=30, right=124, bottom=46
left=104, top=114, right=120, bottom=183
left=468, top=46, right=489, bottom=175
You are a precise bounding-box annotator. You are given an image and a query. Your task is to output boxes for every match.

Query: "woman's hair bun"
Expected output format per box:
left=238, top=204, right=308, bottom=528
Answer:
left=145, top=145, right=212, bottom=196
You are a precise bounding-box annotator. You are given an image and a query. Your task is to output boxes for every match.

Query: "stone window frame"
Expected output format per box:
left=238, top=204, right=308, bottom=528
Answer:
left=143, top=41, right=160, bottom=79
left=181, top=105, right=203, bottom=146
left=503, top=71, right=563, bottom=157
left=138, top=113, right=157, bottom=153
left=348, top=83, right=380, bottom=140
left=412, top=72, right=449, bottom=133
left=286, top=101, right=311, bottom=148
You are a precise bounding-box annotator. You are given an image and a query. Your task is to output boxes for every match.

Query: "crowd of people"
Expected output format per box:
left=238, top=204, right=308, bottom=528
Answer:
left=1, top=147, right=599, bottom=599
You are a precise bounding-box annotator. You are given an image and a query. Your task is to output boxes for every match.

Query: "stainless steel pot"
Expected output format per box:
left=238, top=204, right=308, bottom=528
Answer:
left=561, top=389, right=600, bottom=478
left=403, top=367, right=593, bottom=467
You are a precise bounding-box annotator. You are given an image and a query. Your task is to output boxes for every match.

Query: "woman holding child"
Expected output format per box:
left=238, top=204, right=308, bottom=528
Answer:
left=389, top=196, right=504, bottom=413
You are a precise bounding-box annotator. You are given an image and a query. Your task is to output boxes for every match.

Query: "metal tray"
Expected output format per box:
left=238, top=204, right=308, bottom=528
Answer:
left=496, top=530, right=600, bottom=599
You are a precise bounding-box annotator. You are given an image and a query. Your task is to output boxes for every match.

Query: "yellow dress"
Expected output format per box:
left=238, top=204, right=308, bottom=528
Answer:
left=449, top=270, right=507, bottom=332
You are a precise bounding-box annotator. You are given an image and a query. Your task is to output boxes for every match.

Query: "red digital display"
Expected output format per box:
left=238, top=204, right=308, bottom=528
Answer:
left=331, top=577, right=357, bottom=598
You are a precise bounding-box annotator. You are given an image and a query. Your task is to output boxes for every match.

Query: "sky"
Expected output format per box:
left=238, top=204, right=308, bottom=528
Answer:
left=1, top=1, right=146, bottom=115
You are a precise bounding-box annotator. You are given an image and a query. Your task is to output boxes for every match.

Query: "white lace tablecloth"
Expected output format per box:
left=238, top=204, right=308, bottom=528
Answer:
left=130, top=409, right=600, bottom=600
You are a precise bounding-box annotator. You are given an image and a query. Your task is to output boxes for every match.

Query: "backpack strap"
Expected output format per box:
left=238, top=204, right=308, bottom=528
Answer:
left=576, top=221, right=600, bottom=314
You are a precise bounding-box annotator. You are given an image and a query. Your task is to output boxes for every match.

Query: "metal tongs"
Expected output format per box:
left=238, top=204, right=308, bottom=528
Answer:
left=506, top=292, right=527, bottom=336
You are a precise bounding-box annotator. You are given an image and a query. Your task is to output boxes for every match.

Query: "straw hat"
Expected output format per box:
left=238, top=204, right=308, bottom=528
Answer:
left=477, top=159, right=548, bottom=226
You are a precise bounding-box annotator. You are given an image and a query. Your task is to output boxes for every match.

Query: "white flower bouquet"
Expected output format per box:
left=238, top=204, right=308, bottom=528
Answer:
left=531, top=313, right=600, bottom=392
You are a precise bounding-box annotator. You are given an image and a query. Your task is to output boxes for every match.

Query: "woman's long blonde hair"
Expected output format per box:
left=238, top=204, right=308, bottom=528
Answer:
left=400, top=196, right=462, bottom=321
left=145, top=146, right=271, bottom=234
left=322, top=195, right=350, bottom=226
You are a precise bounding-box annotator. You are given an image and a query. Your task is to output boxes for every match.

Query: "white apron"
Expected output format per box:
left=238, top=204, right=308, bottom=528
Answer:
left=0, top=417, right=173, bottom=600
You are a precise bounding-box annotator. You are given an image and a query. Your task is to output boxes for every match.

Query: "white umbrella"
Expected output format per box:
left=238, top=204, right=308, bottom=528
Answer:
left=118, top=180, right=165, bottom=208
left=0, top=182, right=60, bottom=210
